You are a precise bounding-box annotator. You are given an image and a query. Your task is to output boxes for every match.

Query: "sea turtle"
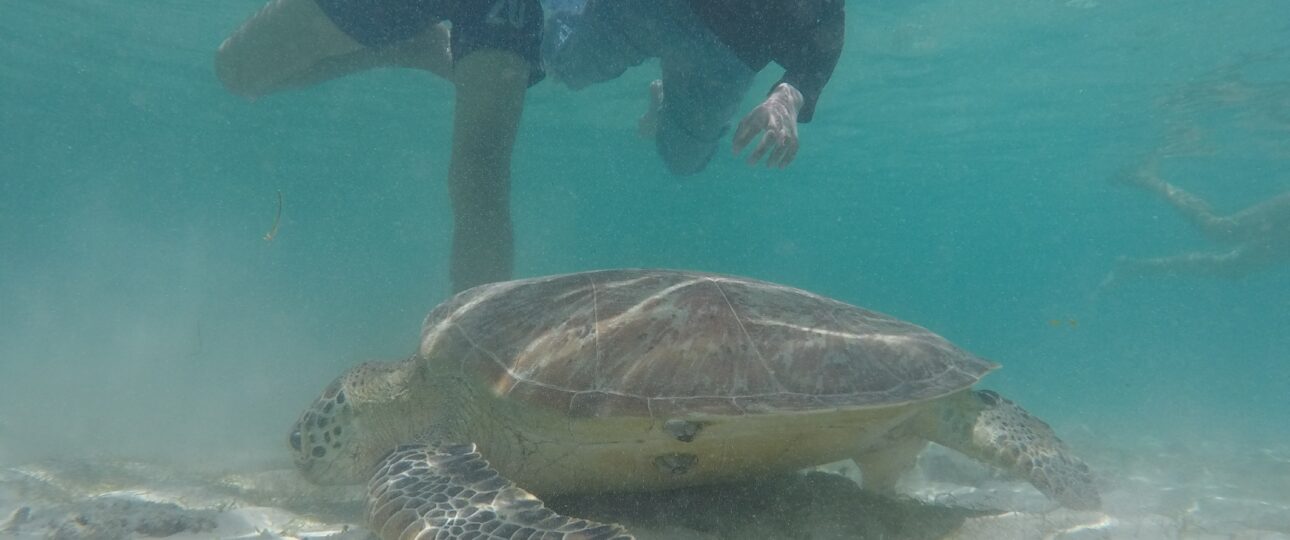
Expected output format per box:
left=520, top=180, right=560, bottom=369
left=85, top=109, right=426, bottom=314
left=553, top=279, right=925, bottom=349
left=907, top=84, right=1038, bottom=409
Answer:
left=290, top=269, right=1099, bottom=539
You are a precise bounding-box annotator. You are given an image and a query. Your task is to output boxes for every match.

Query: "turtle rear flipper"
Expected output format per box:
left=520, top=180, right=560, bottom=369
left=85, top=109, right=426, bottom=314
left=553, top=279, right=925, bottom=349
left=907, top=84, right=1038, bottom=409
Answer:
left=920, top=390, right=1101, bottom=511
left=368, top=444, right=634, bottom=540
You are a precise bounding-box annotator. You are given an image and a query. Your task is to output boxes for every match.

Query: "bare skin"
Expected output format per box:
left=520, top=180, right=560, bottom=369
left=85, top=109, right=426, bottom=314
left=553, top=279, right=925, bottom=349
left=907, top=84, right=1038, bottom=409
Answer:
left=447, top=50, right=527, bottom=291
left=215, top=0, right=453, bottom=98
left=1104, top=156, right=1290, bottom=285
left=731, top=83, right=805, bottom=169
left=216, top=0, right=522, bottom=292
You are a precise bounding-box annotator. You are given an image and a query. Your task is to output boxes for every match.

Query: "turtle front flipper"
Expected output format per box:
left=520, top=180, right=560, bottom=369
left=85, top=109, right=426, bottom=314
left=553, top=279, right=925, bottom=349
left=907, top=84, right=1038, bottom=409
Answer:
left=368, top=444, right=634, bottom=540
left=920, top=390, right=1101, bottom=511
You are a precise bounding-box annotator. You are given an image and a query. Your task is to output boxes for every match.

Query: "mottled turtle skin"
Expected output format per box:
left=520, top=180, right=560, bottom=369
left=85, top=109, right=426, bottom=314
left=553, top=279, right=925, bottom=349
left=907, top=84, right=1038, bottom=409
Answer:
left=290, top=269, right=1099, bottom=539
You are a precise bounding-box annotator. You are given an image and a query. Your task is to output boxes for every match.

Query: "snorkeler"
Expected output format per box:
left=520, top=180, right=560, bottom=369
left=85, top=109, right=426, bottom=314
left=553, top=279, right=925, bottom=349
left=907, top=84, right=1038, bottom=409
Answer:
left=215, top=0, right=543, bottom=293
left=542, top=0, right=844, bottom=175
left=1103, top=156, right=1290, bottom=286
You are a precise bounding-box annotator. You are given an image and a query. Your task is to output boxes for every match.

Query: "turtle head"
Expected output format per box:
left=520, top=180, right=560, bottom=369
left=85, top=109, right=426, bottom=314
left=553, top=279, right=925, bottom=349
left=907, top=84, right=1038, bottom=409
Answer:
left=289, top=359, right=422, bottom=485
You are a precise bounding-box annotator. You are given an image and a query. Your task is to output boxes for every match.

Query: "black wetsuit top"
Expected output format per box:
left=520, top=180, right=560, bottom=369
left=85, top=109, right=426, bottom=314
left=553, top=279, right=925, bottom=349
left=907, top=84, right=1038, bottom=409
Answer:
left=687, top=0, right=845, bottom=123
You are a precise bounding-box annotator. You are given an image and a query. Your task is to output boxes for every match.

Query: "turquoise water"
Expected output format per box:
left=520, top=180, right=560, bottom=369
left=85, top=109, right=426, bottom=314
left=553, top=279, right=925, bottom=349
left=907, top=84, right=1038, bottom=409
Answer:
left=1, top=0, right=1287, bottom=499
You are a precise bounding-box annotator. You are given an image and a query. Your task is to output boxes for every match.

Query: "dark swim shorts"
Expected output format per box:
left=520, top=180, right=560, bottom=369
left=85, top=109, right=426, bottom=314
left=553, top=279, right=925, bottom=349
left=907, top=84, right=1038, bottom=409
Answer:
left=314, top=0, right=544, bottom=84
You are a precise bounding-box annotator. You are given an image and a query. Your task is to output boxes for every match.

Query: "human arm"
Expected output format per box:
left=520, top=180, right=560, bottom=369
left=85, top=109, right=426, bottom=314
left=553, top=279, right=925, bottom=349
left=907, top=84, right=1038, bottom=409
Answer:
left=730, top=1, right=845, bottom=168
left=731, top=83, right=804, bottom=169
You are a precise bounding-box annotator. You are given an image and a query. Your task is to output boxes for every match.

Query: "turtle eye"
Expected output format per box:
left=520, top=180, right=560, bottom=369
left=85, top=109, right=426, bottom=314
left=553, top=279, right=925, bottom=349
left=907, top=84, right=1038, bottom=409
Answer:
left=289, top=430, right=303, bottom=451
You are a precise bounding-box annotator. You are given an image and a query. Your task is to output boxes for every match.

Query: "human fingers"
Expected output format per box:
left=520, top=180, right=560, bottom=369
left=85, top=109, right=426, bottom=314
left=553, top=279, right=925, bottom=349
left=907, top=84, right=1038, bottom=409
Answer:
left=769, top=138, right=798, bottom=168
left=747, top=129, right=781, bottom=165
left=768, top=141, right=791, bottom=168
left=771, top=131, right=799, bottom=168
left=779, top=137, right=799, bottom=167
left=731, top=111, right=763, bottom=154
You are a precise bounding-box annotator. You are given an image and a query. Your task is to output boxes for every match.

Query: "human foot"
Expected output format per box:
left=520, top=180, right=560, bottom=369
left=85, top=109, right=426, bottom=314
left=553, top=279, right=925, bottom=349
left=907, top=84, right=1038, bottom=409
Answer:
left=637, top=79, right=663, bottom=139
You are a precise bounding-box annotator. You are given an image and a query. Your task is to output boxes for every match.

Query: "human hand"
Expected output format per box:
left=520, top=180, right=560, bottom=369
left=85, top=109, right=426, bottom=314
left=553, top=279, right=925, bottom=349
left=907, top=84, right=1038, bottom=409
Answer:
left=732, top=83, right=804, bottom=169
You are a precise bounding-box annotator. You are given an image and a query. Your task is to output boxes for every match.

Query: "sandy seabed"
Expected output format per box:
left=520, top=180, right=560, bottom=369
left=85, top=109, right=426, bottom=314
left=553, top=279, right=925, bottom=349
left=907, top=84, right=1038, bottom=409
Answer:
left=2, top=435, right=1288, bottom=539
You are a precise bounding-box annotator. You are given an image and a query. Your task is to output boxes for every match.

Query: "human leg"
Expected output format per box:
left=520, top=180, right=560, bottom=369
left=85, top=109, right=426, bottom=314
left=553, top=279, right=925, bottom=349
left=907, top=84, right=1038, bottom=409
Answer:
left=443, top=0, right=544, bottom=292
left=1110, top=245, right=1275, bottom=281
left=1227, top=192, right=1290, bottom=242
left=646, top=2, right=757, bottom=176
left=447, top=49, right=529, bottom=292
left=542, top=0, right=650, bottom=90
left=217, top=0, right=364, bottom=98
left=637, top=79, right=665, bottom=139
left=1121, top=157, right=1239, bottom=242
left=215, top=0, right=452, bottom=99
left=653, top=54, right=756, bottom=176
